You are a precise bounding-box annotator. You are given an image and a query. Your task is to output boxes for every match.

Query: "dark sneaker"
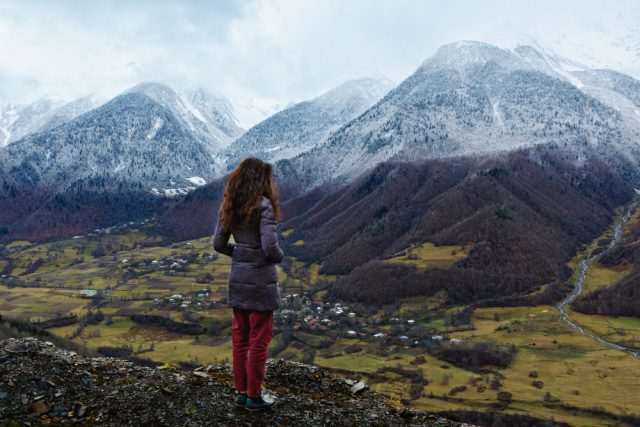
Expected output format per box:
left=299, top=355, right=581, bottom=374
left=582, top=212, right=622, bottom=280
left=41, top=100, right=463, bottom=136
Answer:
left=234, top=392, right=247, bottom=407
left=245, top=394, right=276, bottom=411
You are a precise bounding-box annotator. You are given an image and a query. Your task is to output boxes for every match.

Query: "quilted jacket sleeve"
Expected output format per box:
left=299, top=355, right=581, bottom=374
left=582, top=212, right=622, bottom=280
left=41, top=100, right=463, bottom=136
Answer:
left=259, top=197, right=284, bottom=264
left=212, top=214, right=234, bottom=257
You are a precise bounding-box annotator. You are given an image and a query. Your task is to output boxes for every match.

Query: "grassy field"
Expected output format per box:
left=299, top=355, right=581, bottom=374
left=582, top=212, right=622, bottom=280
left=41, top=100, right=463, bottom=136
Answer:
left=53, top=315, right=234, bottom=366
left=0, top=285, right=90, bottom=321
left=582, top=261, right=631, bottom=293
left=451, top=307, right=640, bottom=406
left=314, top=212, right=640, bottom=426
left=2, top=219, right=640, bottom=425
left=567, top=310, right=640, bottom=349
left=0, top=226, right=336, bottom=366
left=313, top=305, right=640, bottom=426
left=385, top=242, right=469, bottom=269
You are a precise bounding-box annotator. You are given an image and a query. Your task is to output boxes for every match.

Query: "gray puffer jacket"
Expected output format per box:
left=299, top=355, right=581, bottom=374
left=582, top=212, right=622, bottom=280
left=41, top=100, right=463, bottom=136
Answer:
left=213, top=196, right=284, bottom=311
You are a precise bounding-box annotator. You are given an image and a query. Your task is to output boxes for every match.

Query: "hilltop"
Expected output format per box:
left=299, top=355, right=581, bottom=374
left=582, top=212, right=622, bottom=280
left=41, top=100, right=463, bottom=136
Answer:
left=0, top=337, right=465, bottom=426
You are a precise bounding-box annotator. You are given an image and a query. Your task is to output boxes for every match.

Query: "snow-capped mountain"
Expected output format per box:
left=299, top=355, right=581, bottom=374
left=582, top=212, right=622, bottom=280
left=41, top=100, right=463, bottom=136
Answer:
left=480, top=10, right=640, bottom=81
left=181, top=88, right=244, bottom=146
left=38, top=95, right=105, bottom=133
left=285, top=41, right=638, bottom=188
left=570, top=69, right=640, bottom=129
left=0, top=100, right=56, bottom=147
left=0, top=82, right=249, bottom=198
left=125, top=82, right=244, bottom=151
left=0, top=91, right=216, bottom=192
left=4, top=39, right=640, bottom=243
left=225, top=76, right=394, bottom=168
left=0, top=95, right=104, bottom=148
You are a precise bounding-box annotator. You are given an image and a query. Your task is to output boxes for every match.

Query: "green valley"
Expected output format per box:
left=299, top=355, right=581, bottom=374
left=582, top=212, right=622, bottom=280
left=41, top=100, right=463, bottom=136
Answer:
left=1, top=212, right=639, bottom=426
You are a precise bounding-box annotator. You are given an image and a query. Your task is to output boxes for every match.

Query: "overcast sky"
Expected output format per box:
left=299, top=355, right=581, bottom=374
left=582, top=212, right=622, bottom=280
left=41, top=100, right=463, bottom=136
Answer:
left=1, top=0, right=639, bottom=113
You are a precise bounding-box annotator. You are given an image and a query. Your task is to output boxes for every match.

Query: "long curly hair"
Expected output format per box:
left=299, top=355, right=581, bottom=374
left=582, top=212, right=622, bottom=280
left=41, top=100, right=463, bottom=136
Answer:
left=218, top=157, right=281, bottom=230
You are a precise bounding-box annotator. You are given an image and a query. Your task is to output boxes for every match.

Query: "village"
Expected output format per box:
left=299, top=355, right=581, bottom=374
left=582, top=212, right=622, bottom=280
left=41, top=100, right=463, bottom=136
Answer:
left=271, top=293, right=457, bottom=349
left=0, top=225, right=466, bottom=361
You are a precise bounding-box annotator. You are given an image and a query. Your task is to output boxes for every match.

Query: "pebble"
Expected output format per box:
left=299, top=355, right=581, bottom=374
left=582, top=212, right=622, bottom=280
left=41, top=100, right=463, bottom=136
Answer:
left=193, top=371, right=209, bottom=378
left=30, top=400, right=50, bottom=415
left=349, top=380, right=368, bottom=394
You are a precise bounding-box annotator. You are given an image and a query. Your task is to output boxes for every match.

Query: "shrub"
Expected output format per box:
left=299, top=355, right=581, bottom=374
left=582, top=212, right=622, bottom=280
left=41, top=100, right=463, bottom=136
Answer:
left=97, top=346, right=133, bottom=358
left=497, top=391, right=513, bottom=403
left=425, top=341, right=517, bottom=370
left=344, top=344, right=362, bottom=354
left=448, top=385, right=467, bottom=396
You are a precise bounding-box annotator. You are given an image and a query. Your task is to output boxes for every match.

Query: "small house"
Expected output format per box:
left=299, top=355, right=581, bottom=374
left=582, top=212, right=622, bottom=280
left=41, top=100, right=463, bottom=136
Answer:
left=79, top=289, right=97, bottom=297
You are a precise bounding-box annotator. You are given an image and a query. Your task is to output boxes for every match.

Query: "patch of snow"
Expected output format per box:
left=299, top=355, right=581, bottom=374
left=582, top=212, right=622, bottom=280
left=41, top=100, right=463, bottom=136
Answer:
left=0, top=127, right=10, bottom=146
left=163, top=187, right=197, bottom=198
left=113, top=160, right=126, bottom=173
left=146, top=117, right=163, bottom=140
left=547, top=61, right=585, bottom=88
left=491, top=98, right=504, bottom=129
left=180, top=96, right=207, bottom=123
left=186, top=176, right=207, bottom=186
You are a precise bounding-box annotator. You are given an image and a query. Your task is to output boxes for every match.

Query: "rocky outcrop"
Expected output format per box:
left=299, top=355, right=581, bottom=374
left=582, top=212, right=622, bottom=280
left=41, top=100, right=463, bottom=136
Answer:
left=0, top=338, right=466, bottom=426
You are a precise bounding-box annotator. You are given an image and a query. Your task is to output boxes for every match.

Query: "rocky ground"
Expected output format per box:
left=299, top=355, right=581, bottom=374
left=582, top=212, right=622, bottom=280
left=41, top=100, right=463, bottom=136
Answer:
left=0, top=337, right=468, bottom=426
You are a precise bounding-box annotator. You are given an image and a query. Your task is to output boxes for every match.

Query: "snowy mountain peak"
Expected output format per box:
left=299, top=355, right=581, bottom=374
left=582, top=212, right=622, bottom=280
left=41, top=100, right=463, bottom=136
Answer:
left=224, top=76, right=394, bottom=169
left=285, top=39, right=635, bottom=189
left=124, top=82, right=243, bottom=150
left=315, top=76, right=395, bottom=107
left=181, top=87, right=243, bottom=139
left=422, top=40, right=529, bottom=74
left=422, top=40, right=587, bottom=89
left=0, top=95, right=102, bottom=148
left=1, top=89, right=216, bottom=190
left=126, top=82, right=181, bottom=106
left=479, top=18, right=640, bottom=80
left=182, top=87, right=235, bottom=121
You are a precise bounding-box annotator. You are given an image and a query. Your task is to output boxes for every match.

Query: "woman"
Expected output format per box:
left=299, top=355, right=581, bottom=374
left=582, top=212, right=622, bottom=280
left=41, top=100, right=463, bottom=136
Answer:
left=213, top=157, right=284, bottom=411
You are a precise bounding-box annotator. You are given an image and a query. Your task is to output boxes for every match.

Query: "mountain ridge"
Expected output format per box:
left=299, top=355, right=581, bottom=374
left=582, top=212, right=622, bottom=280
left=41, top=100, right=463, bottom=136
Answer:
left=4, top=40, right=640, bottom=244
left=283, top=40, right=636, bottom=189
left=224, top=76, right=394, bottom=168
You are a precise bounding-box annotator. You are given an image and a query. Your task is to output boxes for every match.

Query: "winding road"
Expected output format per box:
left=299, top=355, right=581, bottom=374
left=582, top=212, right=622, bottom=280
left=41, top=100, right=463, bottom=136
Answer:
left=556, top=201, right=640, bottom=360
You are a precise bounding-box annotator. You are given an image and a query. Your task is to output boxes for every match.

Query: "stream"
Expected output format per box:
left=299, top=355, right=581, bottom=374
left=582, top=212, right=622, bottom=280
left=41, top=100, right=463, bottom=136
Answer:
left=556, top=201, right=640, bottom=360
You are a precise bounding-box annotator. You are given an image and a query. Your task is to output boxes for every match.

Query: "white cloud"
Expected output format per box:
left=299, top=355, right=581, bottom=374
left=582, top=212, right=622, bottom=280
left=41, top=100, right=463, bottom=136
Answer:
left=0, top=0, right=639, bottom=114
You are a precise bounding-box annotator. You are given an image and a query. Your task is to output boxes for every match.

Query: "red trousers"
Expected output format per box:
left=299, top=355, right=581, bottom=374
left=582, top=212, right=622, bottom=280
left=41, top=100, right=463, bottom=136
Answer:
left=231, top=308, right=274, bottom=397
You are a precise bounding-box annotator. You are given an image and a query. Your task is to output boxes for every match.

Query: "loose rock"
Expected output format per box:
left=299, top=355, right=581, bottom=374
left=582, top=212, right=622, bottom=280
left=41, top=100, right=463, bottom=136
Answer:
left=0, top=337, right=469, bottom=426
